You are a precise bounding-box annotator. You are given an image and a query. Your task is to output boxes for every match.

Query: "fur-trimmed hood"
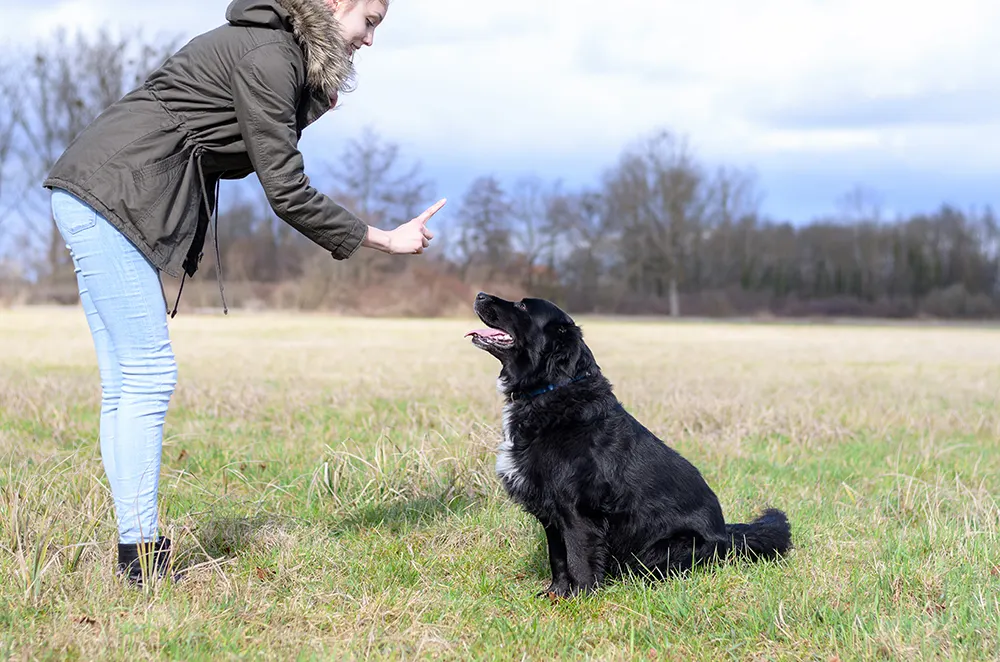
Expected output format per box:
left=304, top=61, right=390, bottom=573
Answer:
left=226, top=0, right=355, bottom=97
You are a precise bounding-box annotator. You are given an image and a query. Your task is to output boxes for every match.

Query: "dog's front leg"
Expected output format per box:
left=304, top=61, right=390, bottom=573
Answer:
left=539, top=524, right=571, bottom=597
left=555, top=518, right=607, bottom=598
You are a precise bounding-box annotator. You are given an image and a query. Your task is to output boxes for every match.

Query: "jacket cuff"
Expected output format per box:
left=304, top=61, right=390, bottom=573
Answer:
left=330, top=216, right=368, bottom=260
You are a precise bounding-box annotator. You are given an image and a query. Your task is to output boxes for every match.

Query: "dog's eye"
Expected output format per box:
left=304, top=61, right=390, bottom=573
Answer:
left=515, top=302, right=527, bottom=311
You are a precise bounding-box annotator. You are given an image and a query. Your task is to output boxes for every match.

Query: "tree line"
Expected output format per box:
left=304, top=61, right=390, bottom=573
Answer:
left=1, top=29, right=998, bottom=318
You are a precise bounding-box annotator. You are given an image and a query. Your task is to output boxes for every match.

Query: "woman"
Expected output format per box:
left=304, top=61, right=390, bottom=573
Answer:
left=43, top=0, right=444, bottom=585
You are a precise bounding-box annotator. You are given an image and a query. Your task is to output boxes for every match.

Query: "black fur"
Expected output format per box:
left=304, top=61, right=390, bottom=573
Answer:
left=468, top=292, right=792, bottom=598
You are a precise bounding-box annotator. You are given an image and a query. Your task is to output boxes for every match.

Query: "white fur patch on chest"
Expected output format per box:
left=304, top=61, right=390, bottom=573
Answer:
left=495, top=401, right=527, bottom=493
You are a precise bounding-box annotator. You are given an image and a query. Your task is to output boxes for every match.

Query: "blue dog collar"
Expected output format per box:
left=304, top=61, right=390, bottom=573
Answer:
left=512, top=372, right=592, bottom=401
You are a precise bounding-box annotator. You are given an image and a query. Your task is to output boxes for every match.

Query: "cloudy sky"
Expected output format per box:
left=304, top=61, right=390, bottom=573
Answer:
left=3, top=0, right=999, bottom=224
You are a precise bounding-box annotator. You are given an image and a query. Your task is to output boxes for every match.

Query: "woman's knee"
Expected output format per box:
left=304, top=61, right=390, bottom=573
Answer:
left=121, top=345, right=178, bottom=399
left=159, top=351, right=179, bottom=397
left=152, top=347, right=178, bottom=398
left=99, top=364, right=124, bottom=403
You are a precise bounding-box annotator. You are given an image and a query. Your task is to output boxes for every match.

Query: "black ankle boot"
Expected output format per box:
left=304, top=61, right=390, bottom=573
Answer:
left=117, top=536, right=175, bottom=586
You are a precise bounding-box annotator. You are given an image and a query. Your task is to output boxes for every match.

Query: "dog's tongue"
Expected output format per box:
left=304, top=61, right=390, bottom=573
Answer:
left=465, top=328, right=507, bottom=338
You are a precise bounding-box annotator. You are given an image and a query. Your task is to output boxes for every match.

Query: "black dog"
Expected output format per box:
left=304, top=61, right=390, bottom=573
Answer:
left=467, top=292, right=792, bottom=598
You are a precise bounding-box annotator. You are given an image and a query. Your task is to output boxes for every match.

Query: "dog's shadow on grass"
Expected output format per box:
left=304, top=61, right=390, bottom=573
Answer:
left=516, top=527, right=799, bottom=594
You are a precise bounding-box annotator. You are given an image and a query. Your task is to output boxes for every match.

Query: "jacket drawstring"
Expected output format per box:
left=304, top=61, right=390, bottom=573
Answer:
left=170, top=273, right=186, bottom=319
left=208, top=176, right=227, bottom=316
left=170, top=148, right=228, bottom=318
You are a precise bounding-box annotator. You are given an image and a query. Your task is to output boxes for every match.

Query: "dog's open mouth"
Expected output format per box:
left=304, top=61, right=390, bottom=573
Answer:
left=465, top=326, right=514, bottom=349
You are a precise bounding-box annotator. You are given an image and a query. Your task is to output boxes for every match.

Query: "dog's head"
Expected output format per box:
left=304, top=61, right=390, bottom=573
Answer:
left=466, top=292, right=597, bottom=396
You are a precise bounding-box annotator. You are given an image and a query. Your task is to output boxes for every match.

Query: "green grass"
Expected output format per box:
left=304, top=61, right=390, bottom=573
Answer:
left=1, top=306, right=999, bottom=660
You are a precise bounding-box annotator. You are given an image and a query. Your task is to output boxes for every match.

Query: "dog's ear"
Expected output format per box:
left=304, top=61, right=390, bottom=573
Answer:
left=543, top=321, right=583, bottom=382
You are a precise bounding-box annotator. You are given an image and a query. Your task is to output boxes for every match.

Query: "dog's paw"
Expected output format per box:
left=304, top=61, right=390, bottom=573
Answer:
left=539, top=589, right=570, bottom=604
left=539, top=581, right=601, bottom=601
left=537, top=583, right=576, bottom=601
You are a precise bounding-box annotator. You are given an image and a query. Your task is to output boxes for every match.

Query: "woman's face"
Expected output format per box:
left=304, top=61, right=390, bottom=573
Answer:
left=330, top=0, right=387, bottom=55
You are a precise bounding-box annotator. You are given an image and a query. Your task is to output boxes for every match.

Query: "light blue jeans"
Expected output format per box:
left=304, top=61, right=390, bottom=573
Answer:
left=50, top=188, right=177, bottom=544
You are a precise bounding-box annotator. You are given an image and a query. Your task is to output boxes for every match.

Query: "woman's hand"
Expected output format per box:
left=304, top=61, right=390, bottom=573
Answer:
left=363, top=198, right=446, bottom=255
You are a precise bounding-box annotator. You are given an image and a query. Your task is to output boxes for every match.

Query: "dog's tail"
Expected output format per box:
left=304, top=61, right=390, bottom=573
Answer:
left=724, top=508, right=792, bottom=562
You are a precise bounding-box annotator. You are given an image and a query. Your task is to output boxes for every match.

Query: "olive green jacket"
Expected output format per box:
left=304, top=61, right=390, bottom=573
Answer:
left=44, top=0, right=366, bottom=310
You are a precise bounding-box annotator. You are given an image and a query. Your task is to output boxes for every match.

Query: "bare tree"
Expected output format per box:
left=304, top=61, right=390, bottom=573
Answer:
left=509, top=175, right=563, bottom=290
left=702, top=165, right=763, bottom=288
left=836, top=184, right=884, bottom=225
left=455, top=175, right=512, bottom=282
left=324, top=126, right=434, bottom=285
left=325, top=126, right=434, bottom=227
left=14, top=27, right=179, bottom=284
left=546, top=188, right=612, bottom=311
left=603, top=130, right=708, bottom=316
left=0, top=58, right=23, bottom=296
left=0, top=58, right=20, bottom=206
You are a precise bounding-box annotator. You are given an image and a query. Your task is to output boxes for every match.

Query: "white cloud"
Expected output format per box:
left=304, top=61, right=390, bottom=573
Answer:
left=2, top=0, right=998, bottom=217
left=339, top=0, right=1000, bottom=163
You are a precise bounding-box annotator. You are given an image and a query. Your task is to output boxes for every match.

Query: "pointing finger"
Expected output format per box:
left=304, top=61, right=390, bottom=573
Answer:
left=417, top=198, right=447, bottom=225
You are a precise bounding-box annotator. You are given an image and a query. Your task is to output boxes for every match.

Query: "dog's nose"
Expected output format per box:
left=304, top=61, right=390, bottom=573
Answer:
left=476, top=292, right=489, bottom=302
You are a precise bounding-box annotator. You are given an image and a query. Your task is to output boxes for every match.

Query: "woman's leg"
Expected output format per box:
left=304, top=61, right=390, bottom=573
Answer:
left=50, top=188, right=178, bottom=545
left=72, top=238, right=124, bottom=514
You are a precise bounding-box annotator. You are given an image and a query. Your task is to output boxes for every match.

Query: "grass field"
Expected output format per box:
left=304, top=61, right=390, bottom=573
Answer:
left=1, top=306, right=999, bottom=660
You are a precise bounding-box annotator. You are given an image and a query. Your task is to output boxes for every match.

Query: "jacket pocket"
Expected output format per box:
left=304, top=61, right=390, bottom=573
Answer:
left=132, top=147, right=190, bottom=183
left=51, top=190, right=98, bottom=235
left=66, top=212, right=98, bottom=235
left=126, top=137, right=195, bottom=233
